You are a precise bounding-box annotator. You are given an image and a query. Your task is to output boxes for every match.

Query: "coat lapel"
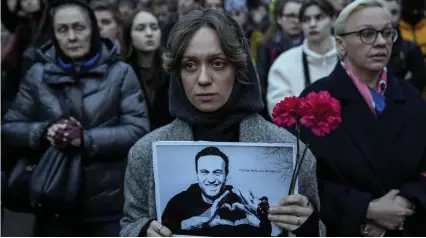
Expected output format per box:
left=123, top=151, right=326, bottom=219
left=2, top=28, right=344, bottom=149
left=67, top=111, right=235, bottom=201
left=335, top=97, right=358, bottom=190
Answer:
left=377, top=77, right=406, bottom=153
left=328, top=64, right=403, bottom=191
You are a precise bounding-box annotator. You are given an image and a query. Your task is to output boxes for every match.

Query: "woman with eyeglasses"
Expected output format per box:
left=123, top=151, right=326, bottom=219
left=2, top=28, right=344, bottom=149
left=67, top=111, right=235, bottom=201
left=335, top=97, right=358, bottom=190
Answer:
left=296, top=0, right=426, bottom=236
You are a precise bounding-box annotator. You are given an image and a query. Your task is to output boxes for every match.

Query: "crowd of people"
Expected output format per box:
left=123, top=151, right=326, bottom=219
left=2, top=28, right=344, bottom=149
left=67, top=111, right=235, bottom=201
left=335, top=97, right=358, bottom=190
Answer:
left=1, top=0, right=425, bottom=237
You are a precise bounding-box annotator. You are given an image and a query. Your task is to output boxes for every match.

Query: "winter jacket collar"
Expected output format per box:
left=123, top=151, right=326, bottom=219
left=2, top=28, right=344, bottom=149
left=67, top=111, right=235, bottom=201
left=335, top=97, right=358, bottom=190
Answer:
left=37, top=39, right=121, bottom=84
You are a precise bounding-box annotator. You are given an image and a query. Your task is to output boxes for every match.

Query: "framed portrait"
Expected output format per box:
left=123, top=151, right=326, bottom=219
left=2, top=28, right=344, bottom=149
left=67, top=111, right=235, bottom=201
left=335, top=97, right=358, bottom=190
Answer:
left=153, top=141, right=298, bottom=237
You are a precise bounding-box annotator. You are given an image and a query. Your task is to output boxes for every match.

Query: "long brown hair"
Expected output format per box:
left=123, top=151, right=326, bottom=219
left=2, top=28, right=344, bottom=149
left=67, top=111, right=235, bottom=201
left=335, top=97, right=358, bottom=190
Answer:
left=121, top=8, right=165, bottom=90
left=263, top=0, right=301, bottom=42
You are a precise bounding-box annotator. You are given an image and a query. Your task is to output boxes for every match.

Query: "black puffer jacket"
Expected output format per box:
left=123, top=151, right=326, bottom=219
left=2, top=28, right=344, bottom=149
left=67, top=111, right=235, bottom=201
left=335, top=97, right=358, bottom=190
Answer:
left=1, top=39, right=150, bottom=219
left=387, top=33, right=425, bottom=93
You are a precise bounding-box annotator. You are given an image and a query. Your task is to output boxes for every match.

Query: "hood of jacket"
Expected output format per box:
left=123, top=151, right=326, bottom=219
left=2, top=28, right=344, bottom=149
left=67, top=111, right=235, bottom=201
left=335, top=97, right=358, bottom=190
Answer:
left=35, top=38, right=121, bottom=75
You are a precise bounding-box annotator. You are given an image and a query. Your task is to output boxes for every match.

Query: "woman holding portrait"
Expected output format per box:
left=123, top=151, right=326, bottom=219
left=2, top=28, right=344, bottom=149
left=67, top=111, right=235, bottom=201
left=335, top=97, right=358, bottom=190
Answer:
left=120, top=9, right=325, bottom=237
left=298, top=0, right=426, bottom=236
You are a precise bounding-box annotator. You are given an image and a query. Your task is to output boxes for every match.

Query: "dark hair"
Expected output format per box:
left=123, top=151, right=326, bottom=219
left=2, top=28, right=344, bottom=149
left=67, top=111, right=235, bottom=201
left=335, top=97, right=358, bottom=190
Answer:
left=162, top=9, right=248, bottom=81
left=153, top=0, right=169, bottom=7
left=91, top=1, right=120, bottom=17
left=121, top=8, right=164, bottom=89
left=247, top=0, right=268, bottom=11
left=195, top=147, right=230, bottom=175
left=264, top=0, right=302, bottom=41
left=118, top=0, right=137, bottom=9
left=384, top=0, right=401, bottom=4
left=15, top=0, right=49, bottom=47
left=298, top=0, right=335, bottom=21
left=91, top=1, right=123, bottom=34
left=200, top=0, right=224, bottom=8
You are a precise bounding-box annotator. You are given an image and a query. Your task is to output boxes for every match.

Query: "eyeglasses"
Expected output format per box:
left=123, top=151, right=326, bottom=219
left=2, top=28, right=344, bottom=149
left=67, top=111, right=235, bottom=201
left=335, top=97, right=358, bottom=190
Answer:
left=339, top=28, right=398, bottom=44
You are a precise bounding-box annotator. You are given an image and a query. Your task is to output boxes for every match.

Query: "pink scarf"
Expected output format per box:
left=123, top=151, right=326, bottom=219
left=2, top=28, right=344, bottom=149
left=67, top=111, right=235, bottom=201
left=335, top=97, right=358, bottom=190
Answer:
left=341, top=61, right=387, bottom=116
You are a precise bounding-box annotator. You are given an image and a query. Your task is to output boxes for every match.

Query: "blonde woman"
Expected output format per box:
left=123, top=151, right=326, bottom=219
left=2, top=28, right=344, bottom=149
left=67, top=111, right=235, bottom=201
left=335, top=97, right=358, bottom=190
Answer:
left=298, top=0, right=426, bottom=236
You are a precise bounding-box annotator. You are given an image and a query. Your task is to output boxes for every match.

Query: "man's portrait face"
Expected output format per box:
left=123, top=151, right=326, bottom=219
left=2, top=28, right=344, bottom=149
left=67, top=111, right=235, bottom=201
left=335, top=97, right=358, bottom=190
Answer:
left=197, top=155, right=227, bottom=199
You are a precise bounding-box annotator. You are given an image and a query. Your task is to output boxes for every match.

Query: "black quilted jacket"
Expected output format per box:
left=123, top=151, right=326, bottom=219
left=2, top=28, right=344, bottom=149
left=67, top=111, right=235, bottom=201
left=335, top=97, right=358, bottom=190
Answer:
left=2, top=39, right=150, bottom=219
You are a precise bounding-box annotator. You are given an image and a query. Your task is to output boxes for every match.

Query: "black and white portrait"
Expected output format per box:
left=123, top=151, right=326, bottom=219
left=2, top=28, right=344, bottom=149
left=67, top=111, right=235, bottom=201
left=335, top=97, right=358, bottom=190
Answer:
left=153, top=142, right=297, bottom=237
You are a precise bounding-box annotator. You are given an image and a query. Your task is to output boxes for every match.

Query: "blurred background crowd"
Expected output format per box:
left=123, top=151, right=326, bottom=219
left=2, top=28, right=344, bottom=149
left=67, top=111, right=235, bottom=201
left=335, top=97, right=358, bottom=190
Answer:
left=1, top=0, right=425, bottom=121
left=1, top=0, right=425, bottom=236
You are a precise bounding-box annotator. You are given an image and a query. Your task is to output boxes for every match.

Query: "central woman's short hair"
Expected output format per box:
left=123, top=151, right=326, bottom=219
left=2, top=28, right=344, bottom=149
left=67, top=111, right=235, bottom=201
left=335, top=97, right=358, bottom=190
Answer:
left=334, top=0, right=386, bottom=36
left=162, top=9, right=247, bottom=78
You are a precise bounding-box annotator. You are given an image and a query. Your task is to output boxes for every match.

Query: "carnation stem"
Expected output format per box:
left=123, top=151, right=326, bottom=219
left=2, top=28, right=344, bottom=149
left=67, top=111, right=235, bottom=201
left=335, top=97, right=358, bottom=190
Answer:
left=288, top=145, right=309, bottom=195
left=288, top=125, right=309, bottom=195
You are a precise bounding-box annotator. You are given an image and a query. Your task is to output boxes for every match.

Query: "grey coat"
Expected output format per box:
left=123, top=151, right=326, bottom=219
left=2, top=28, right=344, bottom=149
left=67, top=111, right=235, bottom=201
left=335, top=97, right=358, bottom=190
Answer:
left=120, top=113, right=325, bottom=236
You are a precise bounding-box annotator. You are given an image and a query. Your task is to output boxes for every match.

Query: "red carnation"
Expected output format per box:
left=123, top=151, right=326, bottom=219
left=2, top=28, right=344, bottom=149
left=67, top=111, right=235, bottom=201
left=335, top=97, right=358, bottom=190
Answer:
left=272, top=96, right=302, bottom=127
left=299, top=91, right=342, bottom=136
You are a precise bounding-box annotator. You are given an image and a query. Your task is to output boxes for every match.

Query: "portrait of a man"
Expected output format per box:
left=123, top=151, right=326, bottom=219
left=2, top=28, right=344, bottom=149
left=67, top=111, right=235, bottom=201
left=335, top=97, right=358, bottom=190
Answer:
left=161, top=146, right=272, bottom=236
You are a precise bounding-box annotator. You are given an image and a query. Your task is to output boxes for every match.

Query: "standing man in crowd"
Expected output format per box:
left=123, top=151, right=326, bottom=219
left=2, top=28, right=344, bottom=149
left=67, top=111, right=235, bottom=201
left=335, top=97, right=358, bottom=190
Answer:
left=399, top=0, right=426, bottom=58
left=153, top=0, right=171, bottom=28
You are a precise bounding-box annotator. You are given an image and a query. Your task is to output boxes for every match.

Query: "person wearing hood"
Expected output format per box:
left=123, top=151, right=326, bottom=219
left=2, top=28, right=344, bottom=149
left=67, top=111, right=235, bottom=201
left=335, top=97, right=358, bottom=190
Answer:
left=266, top=0, right=338, bottom=117
left=384, top=0, right=425, bottom=93
left=1, top=0, right=150, bottom=236
left=399, top=0, right=426, bottom=58
left=120, top=9, right=324, bottom=237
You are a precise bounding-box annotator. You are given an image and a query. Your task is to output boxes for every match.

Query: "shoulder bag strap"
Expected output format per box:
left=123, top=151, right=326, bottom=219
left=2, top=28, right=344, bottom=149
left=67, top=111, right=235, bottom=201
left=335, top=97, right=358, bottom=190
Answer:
left=302, top=51, right=311, bottom=88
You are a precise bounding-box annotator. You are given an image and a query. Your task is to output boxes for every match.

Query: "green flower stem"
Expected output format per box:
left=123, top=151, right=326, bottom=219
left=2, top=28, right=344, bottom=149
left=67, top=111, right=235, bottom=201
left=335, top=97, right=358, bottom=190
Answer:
left=288, top=124, right=309, bottom=195
left=288, top=146, right=309, bottom=195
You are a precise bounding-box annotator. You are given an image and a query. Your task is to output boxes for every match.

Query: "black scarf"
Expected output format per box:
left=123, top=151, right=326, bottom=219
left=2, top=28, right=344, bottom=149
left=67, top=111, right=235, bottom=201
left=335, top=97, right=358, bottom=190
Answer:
left=168, top=14, right=264, bottom=142
left=46, top=0, right=102, bottom=63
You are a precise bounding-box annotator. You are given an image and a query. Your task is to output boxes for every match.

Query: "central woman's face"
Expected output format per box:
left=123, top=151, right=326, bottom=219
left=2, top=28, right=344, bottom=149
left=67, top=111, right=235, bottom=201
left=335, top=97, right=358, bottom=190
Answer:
left=180, top=27, right=235, bottom=113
